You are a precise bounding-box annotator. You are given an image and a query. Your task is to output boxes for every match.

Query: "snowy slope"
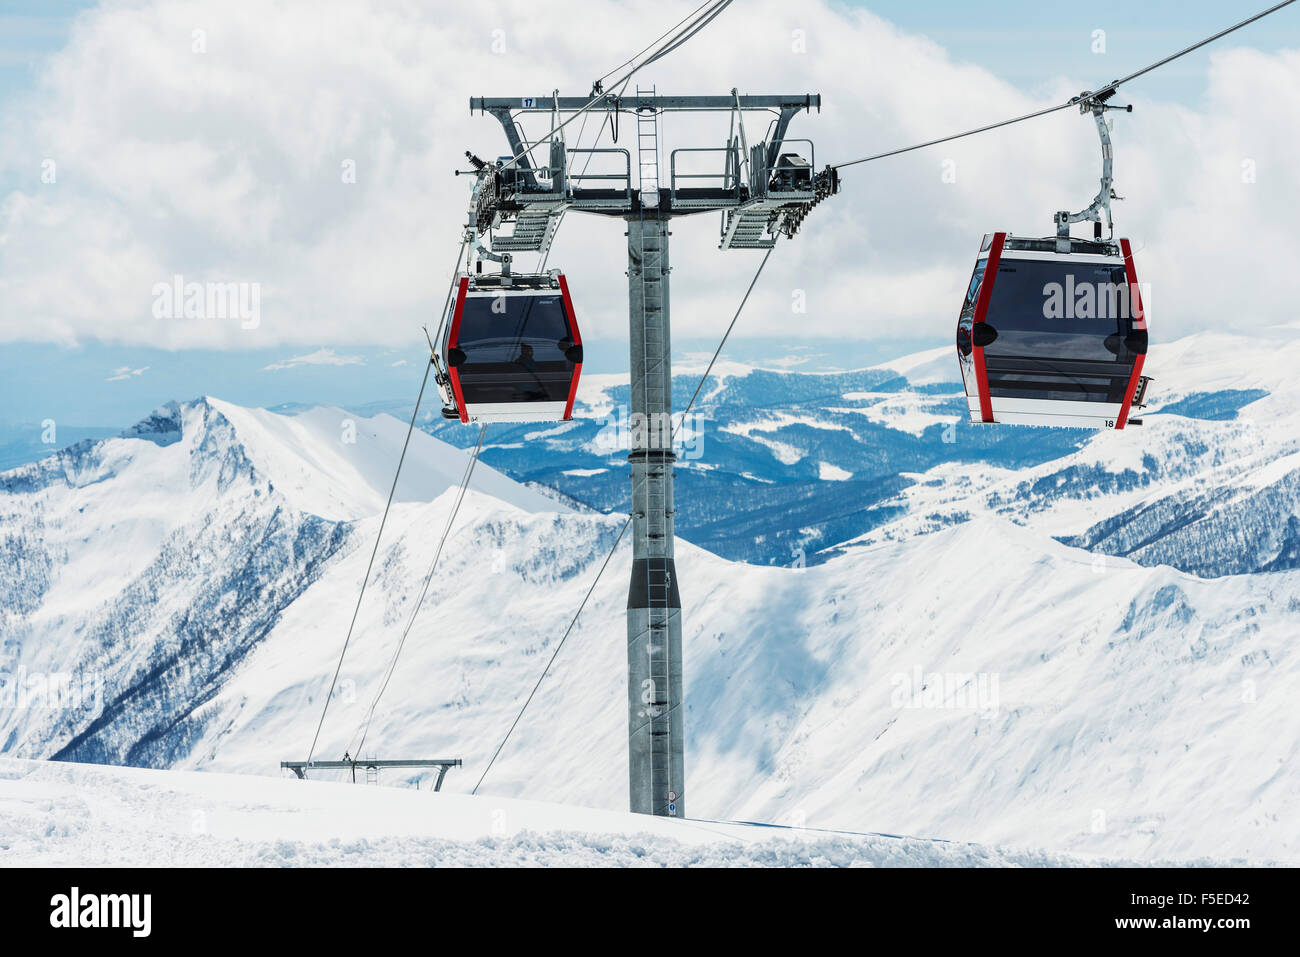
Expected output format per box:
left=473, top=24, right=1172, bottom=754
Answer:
left=206, top=398, right=560, bottom=520
left=183, top=504, right=1299, bottom=862
left=0, top=398, right=558, bottom=768
left=1, top=757, right=1149, bottom=867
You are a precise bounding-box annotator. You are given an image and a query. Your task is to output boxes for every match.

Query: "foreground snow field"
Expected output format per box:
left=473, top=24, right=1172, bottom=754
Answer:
left=0, top=758, right=1232, bottom=867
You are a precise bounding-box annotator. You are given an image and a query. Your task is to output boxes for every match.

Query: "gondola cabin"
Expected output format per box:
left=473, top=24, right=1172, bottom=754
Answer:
left=955, top=232, right=1150, bottom=429
left=440, top=271, right=583, bottom=423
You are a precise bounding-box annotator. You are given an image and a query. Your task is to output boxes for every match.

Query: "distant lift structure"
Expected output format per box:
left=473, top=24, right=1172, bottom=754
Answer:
left=280, top=758, right=462, bottom=790
left=453, top=89, right=837, bottom=816
left=956, top=87, right=1151, bottom=429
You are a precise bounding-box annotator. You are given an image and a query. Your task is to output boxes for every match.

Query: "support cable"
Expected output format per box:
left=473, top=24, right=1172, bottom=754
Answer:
left=831, top=101, right=1075, bottom=170
left=471, top=516, right=631, bottom=796
left=677, top=244, right=775, bottom=430
left=496, top=0, right=735, bottom=175
left=634, top=0, right=734, bottom=72
left=831, top=0, right=1296, bottom=170
left=306, top=230, right=471, bottom=764
left=1092, top=0, right=1296, bottom=97
left=592, top=0, right=720, bottom=89
left=305, top=358, right=434, bottom=764
left=351, top=424, right=488, bottom=758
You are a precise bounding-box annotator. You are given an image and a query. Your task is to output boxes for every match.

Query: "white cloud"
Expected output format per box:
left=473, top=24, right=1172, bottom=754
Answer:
left=106, top=365, right=149, bottom=381
left=263, top=348, right=363, bottom=372
left=1, top=0, right=1297, bottom=352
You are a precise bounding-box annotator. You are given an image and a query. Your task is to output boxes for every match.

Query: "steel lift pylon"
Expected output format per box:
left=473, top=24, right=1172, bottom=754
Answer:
left=623, top=89, right=683, bottom=815
left=467, top=90, right=837, bottom=816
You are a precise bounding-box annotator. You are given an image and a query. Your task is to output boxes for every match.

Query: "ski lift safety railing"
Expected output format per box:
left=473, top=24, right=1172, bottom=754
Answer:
left=669, top=145, right=744, bottom=199
left=567, top=147, right=633, bottom=201
left=501, top=164, right=561, bottom=192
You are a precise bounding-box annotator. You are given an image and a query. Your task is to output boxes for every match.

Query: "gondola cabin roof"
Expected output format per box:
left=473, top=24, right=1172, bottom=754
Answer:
left=440, top=271, right=583, bottom=424
left=955, top=232, right=1149, bottom=430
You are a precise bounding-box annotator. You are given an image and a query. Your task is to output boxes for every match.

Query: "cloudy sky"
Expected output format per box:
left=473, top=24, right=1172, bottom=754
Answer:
left=0, top=0, right=1297, bottom=421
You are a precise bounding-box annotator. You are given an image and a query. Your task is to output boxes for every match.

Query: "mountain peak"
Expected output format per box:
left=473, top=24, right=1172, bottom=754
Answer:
left=199, top=398, right=565, bottom=521
left=119, top=400, right=185, bottom=447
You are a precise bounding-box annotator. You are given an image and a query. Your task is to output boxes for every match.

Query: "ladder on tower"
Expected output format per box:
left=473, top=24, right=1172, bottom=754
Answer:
left=636, top=86, right=661, bottom=207
left=635, top=90, right=668, bottom=544
left=646, top=553, right=674, bottom=812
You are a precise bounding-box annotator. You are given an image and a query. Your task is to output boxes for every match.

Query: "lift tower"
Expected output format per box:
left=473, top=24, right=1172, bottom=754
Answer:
left=468, top=90, right=838, bottom=815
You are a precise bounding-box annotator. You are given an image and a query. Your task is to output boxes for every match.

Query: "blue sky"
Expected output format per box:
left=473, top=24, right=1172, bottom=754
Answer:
left=1, top=1, right=1297, bottom=438
left=5, top=1, right=1297, bottom=103
left=3, top=1, right=1294, bottom=188
left=853, top=0, right=1300, bottom=103
left=0, top=1, right=89, bottom=98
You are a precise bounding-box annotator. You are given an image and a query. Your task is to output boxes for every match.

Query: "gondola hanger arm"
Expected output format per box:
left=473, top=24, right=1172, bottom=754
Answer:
left=1054, top=88, right=1133, bottom=248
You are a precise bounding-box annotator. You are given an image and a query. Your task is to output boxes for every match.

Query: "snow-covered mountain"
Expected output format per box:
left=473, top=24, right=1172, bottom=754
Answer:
left=414, top=326, right=1300, bottom=580
left=2, top=330, right=1299, bottom=862
left=0, top=397, right=558, bottom=767
left=851, top=330, right=1300, bottom=578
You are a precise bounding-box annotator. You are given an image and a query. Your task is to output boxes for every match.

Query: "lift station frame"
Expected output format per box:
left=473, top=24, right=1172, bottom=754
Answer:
left=467, top=89, right=838, bottom=817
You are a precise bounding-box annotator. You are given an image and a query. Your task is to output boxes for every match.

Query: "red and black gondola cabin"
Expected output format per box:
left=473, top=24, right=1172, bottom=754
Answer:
left=441, top=272, right=583, bottom=423
left=955, top=232, right=1150, bottom=429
